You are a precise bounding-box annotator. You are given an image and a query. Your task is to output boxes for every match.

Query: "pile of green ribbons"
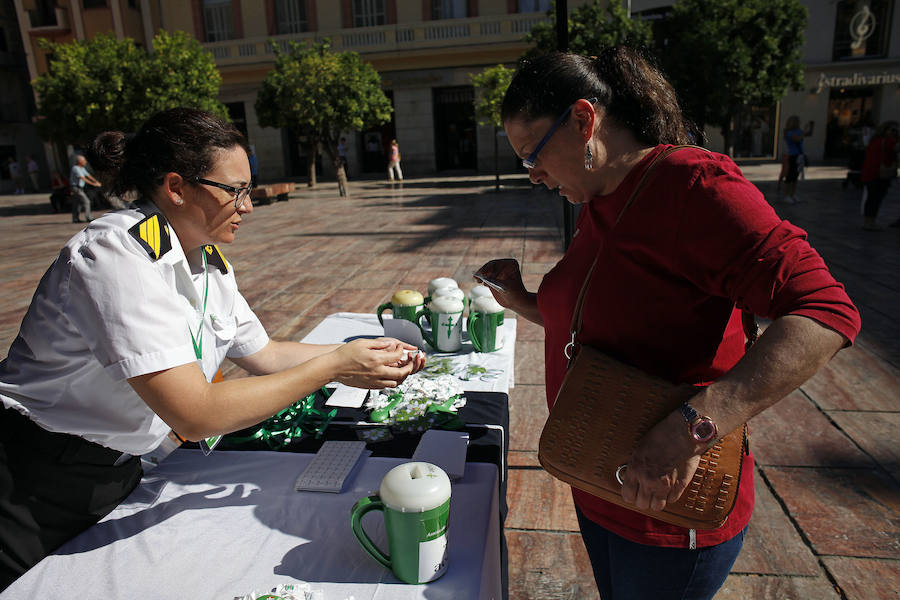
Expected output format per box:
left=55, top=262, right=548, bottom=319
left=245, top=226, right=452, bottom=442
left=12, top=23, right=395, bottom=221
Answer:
left=225, top=388, right=337, bottom=450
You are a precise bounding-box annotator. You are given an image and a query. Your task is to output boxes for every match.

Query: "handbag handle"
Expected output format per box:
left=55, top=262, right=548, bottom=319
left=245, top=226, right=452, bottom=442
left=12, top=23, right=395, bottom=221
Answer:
left=565, top=145, right=759, bottom=361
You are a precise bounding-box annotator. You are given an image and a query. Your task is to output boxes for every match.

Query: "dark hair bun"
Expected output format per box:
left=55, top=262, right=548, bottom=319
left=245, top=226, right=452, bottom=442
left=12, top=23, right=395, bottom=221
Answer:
left=87, top=131, right=127, bottom=175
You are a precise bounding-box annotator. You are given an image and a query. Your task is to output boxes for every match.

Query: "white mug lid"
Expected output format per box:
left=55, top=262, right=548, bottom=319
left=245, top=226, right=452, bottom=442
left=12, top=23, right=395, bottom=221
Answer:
left=432, top=286, right=465, bottom=301
left=428, top=277, right=458, bottom=296
left=468, top=285, right=492, bottom=300
left=471, top=296, right=504, bottom=314
left=429, top=296, right=465, bottom=313
left=379, top=462, right=451, bottom=512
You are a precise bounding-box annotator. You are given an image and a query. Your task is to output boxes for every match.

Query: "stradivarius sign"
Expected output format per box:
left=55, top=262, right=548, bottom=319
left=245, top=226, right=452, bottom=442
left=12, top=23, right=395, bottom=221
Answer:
left=814, top=71, right=900, bottom=93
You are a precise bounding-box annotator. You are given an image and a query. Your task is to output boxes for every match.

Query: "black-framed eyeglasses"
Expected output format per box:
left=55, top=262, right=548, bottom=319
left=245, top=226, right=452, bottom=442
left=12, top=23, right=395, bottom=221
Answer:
left=194, top=177, right=253, bottom=211
left=522, top=97, right=598, bottom=170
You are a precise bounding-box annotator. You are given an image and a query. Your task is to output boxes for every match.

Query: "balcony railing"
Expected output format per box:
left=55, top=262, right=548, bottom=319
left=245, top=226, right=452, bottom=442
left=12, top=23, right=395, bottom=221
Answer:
left=202, top=13, right=548, bottom=64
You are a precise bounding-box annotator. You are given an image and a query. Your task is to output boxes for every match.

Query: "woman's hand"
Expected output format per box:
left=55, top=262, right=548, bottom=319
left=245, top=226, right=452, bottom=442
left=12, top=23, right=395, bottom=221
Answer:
left=619, top=410, right=702, bottom=512
left=330, top=338, right=423, bottom=389
left=474, top=258, right=544, bottom=326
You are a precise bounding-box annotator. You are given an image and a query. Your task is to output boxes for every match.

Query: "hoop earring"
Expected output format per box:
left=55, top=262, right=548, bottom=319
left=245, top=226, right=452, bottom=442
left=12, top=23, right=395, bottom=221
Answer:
left=584, top=145, right=593, bottom=170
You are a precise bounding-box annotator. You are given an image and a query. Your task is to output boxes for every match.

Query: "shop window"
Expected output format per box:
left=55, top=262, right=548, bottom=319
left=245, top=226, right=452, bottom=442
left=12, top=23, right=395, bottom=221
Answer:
left=204, top=0, right=235, bottom=42
left=833, top=0, right=892, bottom=60
left=517, top=0, right=549, bottom=12
left=432, top=0, right=466, bottom=19
left=276, top=0, right=308, bottom=33
left=225, top=102, right=248, bottom=140
left=353, top=0, right=385, bottom=27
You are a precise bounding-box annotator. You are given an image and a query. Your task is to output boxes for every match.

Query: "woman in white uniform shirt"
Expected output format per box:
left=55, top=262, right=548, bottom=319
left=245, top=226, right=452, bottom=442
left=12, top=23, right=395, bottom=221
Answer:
left=0, top=108, right=424, bottom=588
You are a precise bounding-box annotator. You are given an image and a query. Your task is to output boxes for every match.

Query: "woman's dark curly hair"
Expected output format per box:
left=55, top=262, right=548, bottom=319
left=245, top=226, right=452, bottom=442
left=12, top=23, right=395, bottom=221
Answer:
left=86, top=107, right=247, bottom=202
left=501, top=47, right=701, bottom=146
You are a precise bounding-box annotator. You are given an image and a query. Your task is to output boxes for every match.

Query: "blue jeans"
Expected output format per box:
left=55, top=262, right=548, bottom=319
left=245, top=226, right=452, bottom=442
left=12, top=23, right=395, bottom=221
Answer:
left=575, top=505, right=745, bottom=600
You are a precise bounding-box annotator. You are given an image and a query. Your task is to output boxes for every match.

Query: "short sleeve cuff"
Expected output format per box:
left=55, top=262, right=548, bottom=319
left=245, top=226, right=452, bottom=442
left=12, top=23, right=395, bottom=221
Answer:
left=105, top=345, right=198, bottom=380
left=227, top=332, right=270, bottom=359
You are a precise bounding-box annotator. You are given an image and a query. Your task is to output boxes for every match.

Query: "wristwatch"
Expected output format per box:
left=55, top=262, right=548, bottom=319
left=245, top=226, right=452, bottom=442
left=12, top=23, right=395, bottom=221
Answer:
left=680, top=402, right=719, bottom=444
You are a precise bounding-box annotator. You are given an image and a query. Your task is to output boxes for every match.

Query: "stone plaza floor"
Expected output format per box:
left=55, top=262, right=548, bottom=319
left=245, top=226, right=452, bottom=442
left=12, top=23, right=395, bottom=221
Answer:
left=0, top=163, right=898, bottom=599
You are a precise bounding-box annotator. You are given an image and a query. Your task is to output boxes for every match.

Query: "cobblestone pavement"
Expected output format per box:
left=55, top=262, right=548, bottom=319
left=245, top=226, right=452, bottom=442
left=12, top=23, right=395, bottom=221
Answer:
left=1, top=164, right=897, bottom=599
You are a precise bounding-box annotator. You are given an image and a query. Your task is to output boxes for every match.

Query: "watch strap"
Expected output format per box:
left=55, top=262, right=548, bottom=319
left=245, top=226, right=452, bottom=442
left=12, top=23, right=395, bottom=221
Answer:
left=680, top=402, right=699, bottom=424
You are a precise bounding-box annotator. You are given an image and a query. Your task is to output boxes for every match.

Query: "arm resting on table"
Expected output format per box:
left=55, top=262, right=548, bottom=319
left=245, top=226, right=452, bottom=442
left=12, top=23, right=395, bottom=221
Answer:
left=128, top=338, right=423, bottom=441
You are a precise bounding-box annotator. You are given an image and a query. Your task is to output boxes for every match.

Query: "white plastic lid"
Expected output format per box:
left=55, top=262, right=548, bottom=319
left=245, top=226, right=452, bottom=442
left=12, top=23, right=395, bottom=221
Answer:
left=468, top=285, right=492, bottom=301
left=428, top=277, right=458, bottom=296
left=471, top=296, right=504, bottom=314
left=379, top=462, right=452, bottom=512
left=429, top=296, right=465, bottom=313
left=432, top=286, right=465, bottom=302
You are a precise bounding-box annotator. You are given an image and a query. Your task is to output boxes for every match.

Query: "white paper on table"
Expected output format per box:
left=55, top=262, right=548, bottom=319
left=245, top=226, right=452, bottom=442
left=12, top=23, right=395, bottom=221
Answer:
left=383, top=317, right=426, bottom=350
left=324, top=384, right=369, bottom=408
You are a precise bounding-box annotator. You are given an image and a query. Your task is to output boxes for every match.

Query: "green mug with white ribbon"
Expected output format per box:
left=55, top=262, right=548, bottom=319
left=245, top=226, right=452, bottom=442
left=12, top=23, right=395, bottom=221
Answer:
left=351, top=462, right=452, bottom=584
left=467, top=296, right=505, bottom=352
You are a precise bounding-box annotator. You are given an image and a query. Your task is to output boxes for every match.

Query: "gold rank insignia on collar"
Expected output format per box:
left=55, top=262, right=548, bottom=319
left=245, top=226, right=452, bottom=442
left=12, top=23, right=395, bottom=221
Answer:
left=203, top=244, right=229, bottom=274
left=128, top=213, right=172, bottom=260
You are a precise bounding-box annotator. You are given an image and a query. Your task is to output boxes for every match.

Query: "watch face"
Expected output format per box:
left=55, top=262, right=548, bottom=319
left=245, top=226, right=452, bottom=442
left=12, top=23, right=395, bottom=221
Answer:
left=692, top=418, right=717, bottom=442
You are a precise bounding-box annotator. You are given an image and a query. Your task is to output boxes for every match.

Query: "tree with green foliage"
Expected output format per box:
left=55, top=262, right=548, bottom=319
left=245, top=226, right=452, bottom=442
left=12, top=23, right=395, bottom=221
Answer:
left=33, top=31, right=226, bottom=146
left=255, top=40, right=392, bottom=195
left=525, top=0, right=652, bottom=58
left=471, top=64, right=513, bottom=192
left=658, top=0, right=808, bottom=154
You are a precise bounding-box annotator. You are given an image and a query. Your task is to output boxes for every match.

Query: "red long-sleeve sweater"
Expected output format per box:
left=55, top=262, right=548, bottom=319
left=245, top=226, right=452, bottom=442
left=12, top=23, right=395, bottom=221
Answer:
left=537, top=145, right=861, bottom=548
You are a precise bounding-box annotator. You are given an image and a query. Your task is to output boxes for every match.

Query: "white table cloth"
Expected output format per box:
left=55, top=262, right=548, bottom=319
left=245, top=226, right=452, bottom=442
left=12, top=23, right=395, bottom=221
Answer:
left=2, top=449, right=501, bottom=600
left=301, top=313, right=517, bottom=393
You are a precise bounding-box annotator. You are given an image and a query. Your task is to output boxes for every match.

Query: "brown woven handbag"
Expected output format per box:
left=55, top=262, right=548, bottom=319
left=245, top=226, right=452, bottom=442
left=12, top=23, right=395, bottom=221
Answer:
left=538, top=146, right=751, bottom=530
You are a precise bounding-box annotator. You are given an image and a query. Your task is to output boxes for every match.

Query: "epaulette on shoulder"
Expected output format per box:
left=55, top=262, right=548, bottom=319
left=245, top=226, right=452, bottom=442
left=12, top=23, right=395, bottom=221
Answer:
left=203, top=244, right=229, bottom=274
left=128, top=213, right=172, bottom=260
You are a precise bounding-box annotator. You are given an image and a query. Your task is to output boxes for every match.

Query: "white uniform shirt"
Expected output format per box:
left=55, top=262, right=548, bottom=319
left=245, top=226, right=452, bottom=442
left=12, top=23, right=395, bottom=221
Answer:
left=0, top=204, right=269, bottom=455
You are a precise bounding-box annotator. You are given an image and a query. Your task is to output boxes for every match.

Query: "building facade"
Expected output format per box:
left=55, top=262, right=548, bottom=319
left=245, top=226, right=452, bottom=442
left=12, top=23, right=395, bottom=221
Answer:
left=11, top=0, right=900, bottom=183
left=633, top=0, right=900, bottom=163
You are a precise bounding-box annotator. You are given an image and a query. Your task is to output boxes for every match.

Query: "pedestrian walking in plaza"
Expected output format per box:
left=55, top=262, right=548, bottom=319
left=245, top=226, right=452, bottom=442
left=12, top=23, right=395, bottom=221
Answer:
left=7, top=157, right=25, bottom=195
left=860, top=120, right=899, bottom=230
left=0, top=107, right=424, bottom=591
left=782, top=115, right=812, bottom=204
left=69, top=155, right=101, bottom=222
left=26, top=156, right=40, bottom=192
left=477, top=48, right=861, bottom=600
left=248, top=145, right=259, bottom=188
left=387, top=139, right=403, bottom=182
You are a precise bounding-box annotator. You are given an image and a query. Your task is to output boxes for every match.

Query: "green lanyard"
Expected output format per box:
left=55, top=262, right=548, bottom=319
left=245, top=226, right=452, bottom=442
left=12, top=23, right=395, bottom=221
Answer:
left=189, top=252, right=210, bottom=360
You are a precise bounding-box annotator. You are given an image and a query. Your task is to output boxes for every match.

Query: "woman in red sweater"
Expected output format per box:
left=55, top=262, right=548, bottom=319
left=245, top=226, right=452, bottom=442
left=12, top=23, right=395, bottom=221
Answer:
left=860, top=120, right=898, bottom=230
left=477, top=48, right=860, bottom=600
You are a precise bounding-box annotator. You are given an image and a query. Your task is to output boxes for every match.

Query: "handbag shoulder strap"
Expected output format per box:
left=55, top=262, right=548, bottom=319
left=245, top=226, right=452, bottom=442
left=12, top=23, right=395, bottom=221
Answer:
left=565, top=144, right=758, bottom=359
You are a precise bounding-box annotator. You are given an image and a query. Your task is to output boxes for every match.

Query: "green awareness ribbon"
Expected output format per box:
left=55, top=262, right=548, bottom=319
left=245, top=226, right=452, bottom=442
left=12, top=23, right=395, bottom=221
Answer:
left=225, top=387, right=338, bottom=450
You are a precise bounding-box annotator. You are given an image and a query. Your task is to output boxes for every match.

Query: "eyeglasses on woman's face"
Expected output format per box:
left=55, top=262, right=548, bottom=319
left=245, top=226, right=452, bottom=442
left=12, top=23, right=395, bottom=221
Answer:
left=194, top=177, right=253, bottom=211
left=522, top=97, right=598, bottom=170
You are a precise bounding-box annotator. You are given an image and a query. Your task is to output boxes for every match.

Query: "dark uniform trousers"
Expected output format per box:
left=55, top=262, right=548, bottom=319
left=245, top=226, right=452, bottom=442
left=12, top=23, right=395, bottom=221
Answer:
left=0, top=407, right=142, bottom=590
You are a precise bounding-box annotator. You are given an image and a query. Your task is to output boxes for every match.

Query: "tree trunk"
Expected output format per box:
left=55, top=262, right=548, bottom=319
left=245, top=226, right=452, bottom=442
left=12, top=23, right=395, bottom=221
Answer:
left=306, top=142, right=318, bottom=188
left=493, top=126, right=500, bottom=192
left=335, top=162, right=348, bottom=197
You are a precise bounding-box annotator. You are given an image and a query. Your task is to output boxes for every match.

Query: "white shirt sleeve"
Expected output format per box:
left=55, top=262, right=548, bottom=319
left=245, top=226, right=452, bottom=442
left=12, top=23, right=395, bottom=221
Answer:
left=227, top=289, right=269, bottom=358
left=64, top=229, right=197, bottom=380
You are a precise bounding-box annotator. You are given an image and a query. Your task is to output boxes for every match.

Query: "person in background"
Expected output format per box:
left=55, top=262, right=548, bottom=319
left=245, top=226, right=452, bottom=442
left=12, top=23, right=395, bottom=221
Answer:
left=476, top=48, right=860, bottom=600
left=7, top=157, right=24, bottom=195
left=782, top=116, right=812, bottom=204
left=247, top=145, right=259, bottom=188
left=69, top=155, right=101, bottom=223
left=26, top=156, right=40, bottom=193
left=0, top=108, right=425, bottom=590
left=860, top=121, right=899, bottom=230
left=387, top=139, right=403, bottom=182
